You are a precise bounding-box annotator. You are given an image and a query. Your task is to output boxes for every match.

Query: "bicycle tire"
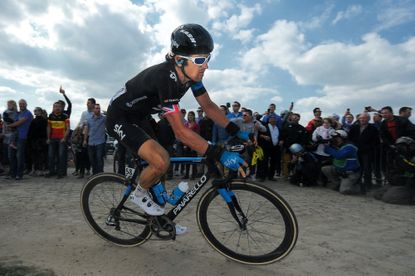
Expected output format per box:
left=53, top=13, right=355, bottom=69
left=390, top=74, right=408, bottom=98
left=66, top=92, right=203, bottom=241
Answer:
left=80, top=173, right=151, bottom=247
left=196, top=180, right=298, bottom=265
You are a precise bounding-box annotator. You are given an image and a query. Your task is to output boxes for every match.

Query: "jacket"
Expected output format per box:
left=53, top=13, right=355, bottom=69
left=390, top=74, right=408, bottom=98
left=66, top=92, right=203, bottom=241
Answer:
left=324, top=143, right=360, bottom=172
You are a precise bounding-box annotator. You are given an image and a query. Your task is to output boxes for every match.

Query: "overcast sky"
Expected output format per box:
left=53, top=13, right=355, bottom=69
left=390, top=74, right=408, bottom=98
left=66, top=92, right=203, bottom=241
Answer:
left=1, top=0, right=414, bottom=126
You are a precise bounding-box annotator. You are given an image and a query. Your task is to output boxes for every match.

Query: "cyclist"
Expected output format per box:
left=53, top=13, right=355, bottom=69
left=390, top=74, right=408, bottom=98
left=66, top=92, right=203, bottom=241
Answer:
left=106, top=24, right=248, bottom=218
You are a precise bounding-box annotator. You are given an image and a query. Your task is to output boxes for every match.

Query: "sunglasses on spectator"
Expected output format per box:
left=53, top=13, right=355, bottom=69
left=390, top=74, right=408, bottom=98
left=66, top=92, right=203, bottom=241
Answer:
left=180, top=54, right=211, bottom=66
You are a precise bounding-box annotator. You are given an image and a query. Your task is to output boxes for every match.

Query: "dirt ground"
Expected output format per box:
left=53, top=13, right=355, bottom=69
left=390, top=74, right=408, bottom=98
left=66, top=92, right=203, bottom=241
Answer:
left=0, top=158, right=414, bottom=276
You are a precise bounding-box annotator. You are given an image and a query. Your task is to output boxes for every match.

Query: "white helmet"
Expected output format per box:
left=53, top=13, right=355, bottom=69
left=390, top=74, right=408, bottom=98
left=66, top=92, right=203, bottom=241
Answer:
left=330, top=129, right=348, bottom=139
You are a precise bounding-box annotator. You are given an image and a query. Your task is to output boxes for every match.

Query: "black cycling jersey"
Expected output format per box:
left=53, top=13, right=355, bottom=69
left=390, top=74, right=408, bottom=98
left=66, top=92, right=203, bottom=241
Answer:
left=109, top=61, right=206, bottom=116
left=106, top=60, right=207, bottom=153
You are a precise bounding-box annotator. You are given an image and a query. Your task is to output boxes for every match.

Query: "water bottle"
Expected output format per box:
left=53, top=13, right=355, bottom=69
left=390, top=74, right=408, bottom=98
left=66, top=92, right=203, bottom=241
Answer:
left=166, top=181, right=189, bottom=205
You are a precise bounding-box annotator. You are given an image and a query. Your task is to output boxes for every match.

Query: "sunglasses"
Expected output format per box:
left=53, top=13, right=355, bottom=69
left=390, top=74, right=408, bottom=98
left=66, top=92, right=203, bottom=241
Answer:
left=180, top=54, right=211, bottom=66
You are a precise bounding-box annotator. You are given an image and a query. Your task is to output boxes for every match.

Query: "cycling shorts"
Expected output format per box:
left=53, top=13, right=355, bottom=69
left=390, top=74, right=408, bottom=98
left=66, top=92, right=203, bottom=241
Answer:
left=106, top=105, right=156, bottom=154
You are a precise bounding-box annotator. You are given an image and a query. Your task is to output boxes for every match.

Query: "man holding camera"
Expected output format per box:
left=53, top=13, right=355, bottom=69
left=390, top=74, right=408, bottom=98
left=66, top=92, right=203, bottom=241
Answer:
left=321, top=130, right=361, bottom=194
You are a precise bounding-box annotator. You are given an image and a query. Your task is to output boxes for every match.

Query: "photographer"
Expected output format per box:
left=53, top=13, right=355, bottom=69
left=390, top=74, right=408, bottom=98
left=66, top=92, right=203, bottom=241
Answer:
left=379, top=106, right=415, bottom=182
left=288, top=143, right=320, bottom=187
left=321, top=130, right=361, bottom=194
left=374, top=137, right=415, bottom=205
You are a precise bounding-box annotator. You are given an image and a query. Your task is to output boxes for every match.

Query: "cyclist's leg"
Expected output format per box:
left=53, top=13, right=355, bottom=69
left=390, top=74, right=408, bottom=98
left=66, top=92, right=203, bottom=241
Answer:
left=106, top=109, right=167, bottom=215
left=137, top=139, right=170, bottom=189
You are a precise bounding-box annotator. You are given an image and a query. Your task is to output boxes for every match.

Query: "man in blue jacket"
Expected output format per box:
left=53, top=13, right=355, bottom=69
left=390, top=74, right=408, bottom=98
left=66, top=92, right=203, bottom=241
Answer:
left=321, top=130, right=361, bottom=194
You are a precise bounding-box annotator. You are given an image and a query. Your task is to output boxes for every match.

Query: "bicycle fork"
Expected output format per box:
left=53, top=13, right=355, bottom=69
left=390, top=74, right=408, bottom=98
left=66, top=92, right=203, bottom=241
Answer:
left=218, top=188, right=248, bottom=230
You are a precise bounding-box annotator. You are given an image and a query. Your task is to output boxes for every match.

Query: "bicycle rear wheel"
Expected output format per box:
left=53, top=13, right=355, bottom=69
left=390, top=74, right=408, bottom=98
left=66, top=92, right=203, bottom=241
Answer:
left=196, top=180, right=298, bottom=265
left=80, top=173, right=151, bottom=247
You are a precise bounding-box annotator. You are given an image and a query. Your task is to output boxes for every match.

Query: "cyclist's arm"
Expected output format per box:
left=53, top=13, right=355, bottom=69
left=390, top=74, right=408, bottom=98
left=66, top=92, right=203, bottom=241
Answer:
left=164, top=109, right=209, bottom=155
left=195, top=93, right=229, bottom=128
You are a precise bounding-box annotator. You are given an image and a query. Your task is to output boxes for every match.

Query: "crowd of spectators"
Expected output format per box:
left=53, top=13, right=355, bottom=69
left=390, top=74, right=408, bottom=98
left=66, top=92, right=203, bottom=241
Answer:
left=1, top=92, right=414, bottom=205
left=0, top=87, right=106, bottom=180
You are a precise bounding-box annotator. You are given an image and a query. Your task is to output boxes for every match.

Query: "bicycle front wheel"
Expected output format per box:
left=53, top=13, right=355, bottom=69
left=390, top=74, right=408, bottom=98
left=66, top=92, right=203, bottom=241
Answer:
left=80, top=173, right=151, bottom=247
left=196, top=180, right=298, bottom=265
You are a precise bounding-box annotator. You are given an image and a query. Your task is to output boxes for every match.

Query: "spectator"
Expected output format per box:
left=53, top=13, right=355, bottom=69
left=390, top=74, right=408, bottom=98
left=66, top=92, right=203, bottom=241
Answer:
left=289, top=143, right=320, bottom=187
left=180, top=108, right=187, bottom=123
left=71, top=126, right=88, bottom=178
left=2, top=100, right=18, bottom=176
left=7, top=99, right=33, bottom=180
left=380, top=106, right=415, bottom=146
left=46, top=102, right=70, bottom=178
left=399, top=106, right=412, bottom=120
left=257, top=114, right=280, bottom=181
left=280, top=113, right=308, bottom=178
left=77, top=97, right=96, bottom=175
left=342, top=112, right=354, bottom=132
left=306, top=107, right=323, bottom=133
left=198, top=114, right=214, bottom=142
left=172, top=108, right=188, bottom=176
left=232, top=109, right=266, bottom=179
left=253, top=111, right=262, bottom=122
left=379, top=106, right=415, bottom=182
left=212, top=105, right=230, bottom=146
left=3, top=100, right=18, bottom=150
left=262, top=103, right=282, bottom=128
left=311, top=118, right=335, bottom=162
left=348, top=112, right=381, bottom=193
left=322, top=130, right=361, bottom=194
left=84, top=104, right=106, bottom=175
left=330, top=113, right=342, bottom=130
left=58, top=86, right=72, bottom=118
left=372, top=113, right=382, bottom=130
left=196, top=107, right=204, bottom=124
left=27, top=107, right=48, bottom=176
left=78, top=98, right=96, bottom=127
left=183, top=111, right=199, bottom=179
left=227, top=101, right=243, bottom=119
left=374, top=137, right=415, bottom=205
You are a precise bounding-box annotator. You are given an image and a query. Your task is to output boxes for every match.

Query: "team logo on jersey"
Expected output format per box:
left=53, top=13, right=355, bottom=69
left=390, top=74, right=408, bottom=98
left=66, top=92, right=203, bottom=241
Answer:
left=170, top=71, right=177, bottom=82
left=114, top=124, right=126, bottom=141
left=125, top=96, right=148, bottom=108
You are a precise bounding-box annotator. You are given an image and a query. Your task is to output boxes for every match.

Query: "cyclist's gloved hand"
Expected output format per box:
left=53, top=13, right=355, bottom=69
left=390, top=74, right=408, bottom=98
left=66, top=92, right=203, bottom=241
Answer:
left=205, top=144, right=246, bottom=171
left=219, top=151, right=246, bottom=171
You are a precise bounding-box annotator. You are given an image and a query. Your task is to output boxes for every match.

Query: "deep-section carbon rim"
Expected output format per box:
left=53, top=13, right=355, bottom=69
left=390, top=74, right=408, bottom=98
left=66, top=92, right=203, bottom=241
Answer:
left=197, top=180, right=298, bottom=264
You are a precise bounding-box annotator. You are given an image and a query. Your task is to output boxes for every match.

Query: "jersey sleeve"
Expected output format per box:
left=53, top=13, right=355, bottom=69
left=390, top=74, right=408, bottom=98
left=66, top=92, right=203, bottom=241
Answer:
left=191, top=82, right=207, bottom=98
left=157, top=70, right=182, bottom=106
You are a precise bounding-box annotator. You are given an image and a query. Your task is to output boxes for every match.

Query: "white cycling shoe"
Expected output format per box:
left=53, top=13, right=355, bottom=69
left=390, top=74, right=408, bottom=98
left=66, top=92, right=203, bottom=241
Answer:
left=130, top=190, right=165, bottom=216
